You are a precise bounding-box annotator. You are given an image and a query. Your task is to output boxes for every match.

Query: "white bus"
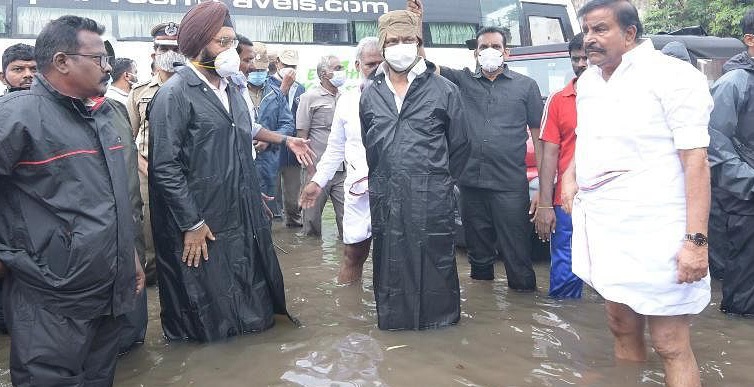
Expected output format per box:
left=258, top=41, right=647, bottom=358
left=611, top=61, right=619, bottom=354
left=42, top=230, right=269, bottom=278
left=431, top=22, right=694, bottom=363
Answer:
left=0, top=0, right=580, bottom=89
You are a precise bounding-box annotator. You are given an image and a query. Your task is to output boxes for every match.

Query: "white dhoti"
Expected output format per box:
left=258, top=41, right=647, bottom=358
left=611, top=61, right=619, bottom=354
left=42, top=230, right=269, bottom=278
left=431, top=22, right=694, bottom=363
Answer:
left=571, top=163, right=711, bottom=316
left=342, top=177, right=371, bottom=244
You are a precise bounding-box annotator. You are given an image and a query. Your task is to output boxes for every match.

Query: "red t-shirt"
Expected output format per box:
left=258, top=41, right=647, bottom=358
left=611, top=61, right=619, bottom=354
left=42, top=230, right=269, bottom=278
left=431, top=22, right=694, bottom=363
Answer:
left=539, top=78, right=577, bottom=206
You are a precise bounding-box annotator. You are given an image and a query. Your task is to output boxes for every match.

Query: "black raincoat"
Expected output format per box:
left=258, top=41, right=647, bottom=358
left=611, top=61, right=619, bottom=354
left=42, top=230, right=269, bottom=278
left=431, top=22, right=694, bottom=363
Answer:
left=708, top=52, right=754, bottom=315
left=148, top=66, right=290, bottom=342
left=105, top=98, right=149, bottom=354
left=0, top=75, right=137, bottom=320
left=360, top=61, right=471, bottom=330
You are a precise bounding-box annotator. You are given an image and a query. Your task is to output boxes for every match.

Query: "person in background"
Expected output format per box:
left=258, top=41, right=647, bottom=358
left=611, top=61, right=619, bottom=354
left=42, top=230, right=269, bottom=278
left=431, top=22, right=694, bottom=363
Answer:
left=562, top=1, right=712, bottom=385
left=105, top=57, right=137, bottom=106
left=359, top=10, right=471, bottom=330
left=0, top=15, right=144, bottom=384
left=238, top=38, right=295, bottom=213
left=127, top=21, right=185, bottom=285
left=1, top=43, right=36, bottom=93
left=273, top=48, right=307, bottom=226
left=0, top=42, right=36, bottom=335
left=299, top=37, right=383, bottom=284
left=708, top=8, right=754, bottom=316
left=408, top=0, right=543, bottom=289
left=147, top=1, right=313, bottom=342
left=533, top=33, right=587, bottom=298
left=297, top=55, right=346, bottom=238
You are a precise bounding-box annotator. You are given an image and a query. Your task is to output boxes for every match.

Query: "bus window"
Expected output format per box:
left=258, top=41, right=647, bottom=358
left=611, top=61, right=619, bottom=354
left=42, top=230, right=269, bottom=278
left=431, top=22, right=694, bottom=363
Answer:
left=234, top=16, right=349, bottom=44
left=508, top=54, right=572, bottom=98
left=528, top=16, right=565, bottom=45
left=354, top=21, right=377, bottom=42
left=480, top=0, right=522, bottom=46
left=16, top=7, right=113, bottom=37
left=0, top=0, right=7, bottom=35
left=427, top=23, right=476, bottom=46
left=117, top=12, right=185, bottom=40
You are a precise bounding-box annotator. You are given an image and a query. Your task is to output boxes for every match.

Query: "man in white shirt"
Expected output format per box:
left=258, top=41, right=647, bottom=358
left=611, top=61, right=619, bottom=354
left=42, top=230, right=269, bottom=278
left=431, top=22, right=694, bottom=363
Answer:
left=105, top=57, right=137, bottom=106
left=299, top=37, right=383, bottom=284
left=561, top=1, right=712, bottom=386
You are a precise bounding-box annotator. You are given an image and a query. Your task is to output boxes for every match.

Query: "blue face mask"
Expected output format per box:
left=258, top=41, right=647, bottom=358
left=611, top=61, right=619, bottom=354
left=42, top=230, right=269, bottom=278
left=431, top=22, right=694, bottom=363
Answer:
left=247, top=71, right=267, bottom=86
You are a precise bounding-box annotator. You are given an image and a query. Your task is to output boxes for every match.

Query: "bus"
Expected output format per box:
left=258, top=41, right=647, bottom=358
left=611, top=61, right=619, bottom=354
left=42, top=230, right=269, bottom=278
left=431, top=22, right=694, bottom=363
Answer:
left=0, top=0, right=579, bottom=89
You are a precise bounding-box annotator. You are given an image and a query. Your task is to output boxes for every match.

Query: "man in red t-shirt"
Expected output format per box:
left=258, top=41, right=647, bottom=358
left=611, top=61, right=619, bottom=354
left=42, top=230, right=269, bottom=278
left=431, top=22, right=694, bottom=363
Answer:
left=534, top=33, right=587, bottom=298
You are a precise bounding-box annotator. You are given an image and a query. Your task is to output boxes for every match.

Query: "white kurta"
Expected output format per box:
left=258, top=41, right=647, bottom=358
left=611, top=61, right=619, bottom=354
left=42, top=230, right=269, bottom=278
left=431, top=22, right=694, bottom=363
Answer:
left=311, top=88, right=371, bottom=244
left=572, top=40, right=713, bottom=315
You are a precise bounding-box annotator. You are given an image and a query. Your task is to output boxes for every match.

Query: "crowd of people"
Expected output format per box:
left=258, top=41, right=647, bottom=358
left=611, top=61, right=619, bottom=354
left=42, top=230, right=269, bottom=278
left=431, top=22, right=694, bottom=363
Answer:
left=0, top=0, right=751, bottom=385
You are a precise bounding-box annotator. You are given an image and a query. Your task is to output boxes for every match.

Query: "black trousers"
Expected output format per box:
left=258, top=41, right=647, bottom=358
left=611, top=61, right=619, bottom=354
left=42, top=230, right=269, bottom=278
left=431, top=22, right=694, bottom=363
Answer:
left=459, top=186, right=536, bottom=290
left=116, top=288, right=148, bottom=355
left=721, top=214, right=754, bottom=316
left=5, top=277, right=120, bottom=387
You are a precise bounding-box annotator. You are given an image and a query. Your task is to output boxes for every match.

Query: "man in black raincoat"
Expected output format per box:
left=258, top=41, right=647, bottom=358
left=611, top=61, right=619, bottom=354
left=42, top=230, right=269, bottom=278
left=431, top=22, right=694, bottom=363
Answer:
left=709, top=8, right=754, bottom=316
left=359, top=10, right=471, bottom=330
left=148, top=1, right=313, bottom=342
left=0, top=16, right=144, bottom=385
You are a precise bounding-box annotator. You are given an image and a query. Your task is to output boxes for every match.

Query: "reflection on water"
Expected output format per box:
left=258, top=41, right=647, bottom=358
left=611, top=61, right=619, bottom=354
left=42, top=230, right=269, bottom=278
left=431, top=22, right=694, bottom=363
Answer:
left=0, top=215, right=753, bottom=386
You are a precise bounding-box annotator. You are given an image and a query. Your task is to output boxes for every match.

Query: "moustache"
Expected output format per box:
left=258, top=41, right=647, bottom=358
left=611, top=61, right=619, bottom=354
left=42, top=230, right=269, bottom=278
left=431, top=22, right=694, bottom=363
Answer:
left=585, top=44, right=606, bottom=54
left=100, top=75, right=111, bottom=84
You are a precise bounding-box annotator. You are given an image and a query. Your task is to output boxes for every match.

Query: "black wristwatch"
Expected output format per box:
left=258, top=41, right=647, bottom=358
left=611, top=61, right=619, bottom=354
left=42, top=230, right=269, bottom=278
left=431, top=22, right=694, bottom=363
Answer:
left=684, top=233, right=708, bottom=247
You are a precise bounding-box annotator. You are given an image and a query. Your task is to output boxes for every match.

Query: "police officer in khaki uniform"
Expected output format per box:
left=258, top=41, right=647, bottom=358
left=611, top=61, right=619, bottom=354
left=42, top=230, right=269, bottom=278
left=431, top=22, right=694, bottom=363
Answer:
left=127, top=22, right=186, bottom=284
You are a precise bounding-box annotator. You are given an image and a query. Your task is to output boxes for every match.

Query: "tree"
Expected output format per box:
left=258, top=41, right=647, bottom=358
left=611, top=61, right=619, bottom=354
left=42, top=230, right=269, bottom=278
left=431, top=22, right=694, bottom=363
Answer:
left=642, top=0, right=751, bottom=37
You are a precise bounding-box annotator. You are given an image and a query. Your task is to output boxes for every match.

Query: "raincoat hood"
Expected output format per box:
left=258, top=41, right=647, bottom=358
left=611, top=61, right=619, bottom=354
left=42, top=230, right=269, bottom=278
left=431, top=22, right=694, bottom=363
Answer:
left=723, top=51, right=754, bottom=74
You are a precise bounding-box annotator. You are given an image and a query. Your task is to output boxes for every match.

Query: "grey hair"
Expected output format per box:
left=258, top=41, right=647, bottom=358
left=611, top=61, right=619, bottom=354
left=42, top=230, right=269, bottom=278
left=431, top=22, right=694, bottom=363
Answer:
left=355, top=36, right=379, bottom=63
left=316, top=55, right=339, bottom=78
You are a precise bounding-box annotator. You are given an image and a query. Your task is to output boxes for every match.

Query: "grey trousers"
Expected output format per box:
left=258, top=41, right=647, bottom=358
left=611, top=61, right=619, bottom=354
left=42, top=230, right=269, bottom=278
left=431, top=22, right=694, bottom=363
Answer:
left=302, top=170, right=345, bottom=237
left=279, top=165, right=303, bottom=226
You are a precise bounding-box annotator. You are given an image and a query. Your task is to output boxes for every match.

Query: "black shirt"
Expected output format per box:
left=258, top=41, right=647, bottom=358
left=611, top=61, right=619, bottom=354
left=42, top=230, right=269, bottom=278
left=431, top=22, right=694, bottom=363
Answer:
left=441, top=65, right=543, bottom=192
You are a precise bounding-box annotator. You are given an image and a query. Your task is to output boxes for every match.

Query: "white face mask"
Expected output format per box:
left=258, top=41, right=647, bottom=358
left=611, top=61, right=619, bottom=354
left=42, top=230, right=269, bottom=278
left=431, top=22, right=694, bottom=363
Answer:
left=278, top=67, right=295, bottom=79
left=477, top=48, right=505, bottom=72
left=214, top=48, right=241, bottom=78
left=384, top=43, right=418, bottom=72
left=329, top=70, right=347, bottom=87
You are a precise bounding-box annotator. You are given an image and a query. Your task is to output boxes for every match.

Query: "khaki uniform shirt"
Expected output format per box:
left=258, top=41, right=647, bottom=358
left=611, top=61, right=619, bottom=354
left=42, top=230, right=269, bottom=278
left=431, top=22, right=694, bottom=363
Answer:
left=128, top=74, right=164, bottom=158
left=296, top=84, right=341, bottom=170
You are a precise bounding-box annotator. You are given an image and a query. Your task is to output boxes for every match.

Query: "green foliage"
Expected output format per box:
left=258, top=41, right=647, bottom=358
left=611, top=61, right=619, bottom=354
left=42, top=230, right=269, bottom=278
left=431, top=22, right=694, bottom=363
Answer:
left=642, top=0, right=752, bottom=37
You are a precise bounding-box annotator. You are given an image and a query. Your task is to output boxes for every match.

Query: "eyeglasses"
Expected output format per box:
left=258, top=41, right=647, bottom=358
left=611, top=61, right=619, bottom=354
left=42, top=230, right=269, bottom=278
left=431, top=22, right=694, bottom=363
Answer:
left=213, top=37, right=239, bottom=49
left=65, top=53, right=113, bottom=70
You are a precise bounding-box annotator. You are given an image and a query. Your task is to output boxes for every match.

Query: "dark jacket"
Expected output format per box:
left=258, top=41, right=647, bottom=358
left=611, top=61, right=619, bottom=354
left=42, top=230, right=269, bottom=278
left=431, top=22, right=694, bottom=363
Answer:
left=253, top=80, right=295, bottom=178
left=708, top=52, right=754, bottom=215
left=147, top=66, right=289, bottom=342
left=0, top=75, right=137, bottom=319
left=359, top=61, right=471, bottom=330
left=270, top=76, right=305, bottom=168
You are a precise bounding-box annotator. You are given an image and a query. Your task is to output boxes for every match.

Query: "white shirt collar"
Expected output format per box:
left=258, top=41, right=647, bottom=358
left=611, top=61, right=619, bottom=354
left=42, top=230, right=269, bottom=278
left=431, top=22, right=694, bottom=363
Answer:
left=187, top=61, right=230, bottom=111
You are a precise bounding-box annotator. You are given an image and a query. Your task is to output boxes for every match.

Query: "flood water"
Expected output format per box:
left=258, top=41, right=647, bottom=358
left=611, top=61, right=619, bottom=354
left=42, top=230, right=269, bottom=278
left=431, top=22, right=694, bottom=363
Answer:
left=1, top=215, right=753, bottom=387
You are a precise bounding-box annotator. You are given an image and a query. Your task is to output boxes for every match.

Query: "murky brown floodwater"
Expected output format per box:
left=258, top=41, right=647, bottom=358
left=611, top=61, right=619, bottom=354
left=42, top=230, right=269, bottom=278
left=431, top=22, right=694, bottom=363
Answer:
left=1, top=212, right=753, bottom=386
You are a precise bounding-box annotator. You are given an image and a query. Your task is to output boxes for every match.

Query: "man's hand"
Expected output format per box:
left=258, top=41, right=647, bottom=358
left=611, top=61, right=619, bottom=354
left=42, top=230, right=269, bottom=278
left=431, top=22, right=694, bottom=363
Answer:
left=255, top=140, right=270, bottom=153
left=299, top=181, right=323, bottom=209
left=561, top=179, right=577, bottom=214
left=407, top=0, right=422, bottom=17
left=528, top=192, right=539, bottom=216
left=676, top=242, right=708, bottom=284
left=134, top=252, right=145, bottom=295
left=281, top=69, right=296, bottom=95
left=182, top=224, right=216, bottom=268
left=532, top=207, right=556, bottom=242
left=137, top=155, right=149, bottom=176
left=261, top=193, right=275, bottom=220
left=287, top=137, right=316, bottom=167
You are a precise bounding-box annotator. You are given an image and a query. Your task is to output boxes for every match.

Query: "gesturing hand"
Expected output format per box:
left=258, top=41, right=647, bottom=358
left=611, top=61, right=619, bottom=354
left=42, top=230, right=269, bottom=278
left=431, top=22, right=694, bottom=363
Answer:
left=182, top=224, right=216, bottom=268
left=299, top=181, right=323, bottom=209
left=287, top=137, right=317, bottom=167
